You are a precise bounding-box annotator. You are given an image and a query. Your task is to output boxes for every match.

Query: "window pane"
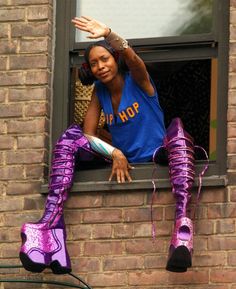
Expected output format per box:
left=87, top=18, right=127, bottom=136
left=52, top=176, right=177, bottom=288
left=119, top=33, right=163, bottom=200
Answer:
left=73, top=58, right=215, bottom=160
left=75, top=0, right=213, bottom=42
left=147, top=59, right=212, bottom=159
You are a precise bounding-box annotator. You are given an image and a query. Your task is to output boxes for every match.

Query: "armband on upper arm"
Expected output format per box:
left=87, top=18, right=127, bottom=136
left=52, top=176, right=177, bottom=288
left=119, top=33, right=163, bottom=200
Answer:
left=85, top=134, right=115, bottom=159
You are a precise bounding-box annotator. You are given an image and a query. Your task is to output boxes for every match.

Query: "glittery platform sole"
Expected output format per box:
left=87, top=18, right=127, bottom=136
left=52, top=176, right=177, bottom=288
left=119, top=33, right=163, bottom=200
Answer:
left=166, top=217, right=193, bottom=272
left=19, top=223, right=71, bottom=274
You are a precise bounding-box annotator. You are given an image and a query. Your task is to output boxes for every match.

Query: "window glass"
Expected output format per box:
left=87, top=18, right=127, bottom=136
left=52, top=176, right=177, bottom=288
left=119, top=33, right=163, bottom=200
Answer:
left=75, top=0, right=213, bottom=42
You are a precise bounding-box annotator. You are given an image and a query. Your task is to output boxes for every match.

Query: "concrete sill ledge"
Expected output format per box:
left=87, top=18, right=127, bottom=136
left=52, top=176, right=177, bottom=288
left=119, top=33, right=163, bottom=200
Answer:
left=41, top=164, right=227, bottom=193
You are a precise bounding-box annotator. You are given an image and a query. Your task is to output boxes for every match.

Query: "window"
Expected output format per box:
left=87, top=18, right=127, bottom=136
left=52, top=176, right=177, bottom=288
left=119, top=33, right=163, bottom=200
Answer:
left=53, top=0, right=229, bottom=191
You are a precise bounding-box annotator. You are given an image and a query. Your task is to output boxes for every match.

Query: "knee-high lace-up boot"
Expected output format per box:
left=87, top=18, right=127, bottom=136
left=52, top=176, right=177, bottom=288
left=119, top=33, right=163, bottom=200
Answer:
left=164, top=118, right=195, bottom=272
left=19, top=124, right=92, bottom=274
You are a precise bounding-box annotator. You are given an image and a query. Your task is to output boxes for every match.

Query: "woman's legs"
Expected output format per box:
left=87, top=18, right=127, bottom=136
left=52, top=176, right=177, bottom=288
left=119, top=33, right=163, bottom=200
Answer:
left=19, top=124, right=94, bottom=274
left=154, top=118, right=195, bottom=272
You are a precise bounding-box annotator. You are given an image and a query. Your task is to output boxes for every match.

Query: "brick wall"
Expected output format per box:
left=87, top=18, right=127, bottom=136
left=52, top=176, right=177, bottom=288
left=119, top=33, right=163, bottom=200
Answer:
left=0, top=1, right=235, bottom=289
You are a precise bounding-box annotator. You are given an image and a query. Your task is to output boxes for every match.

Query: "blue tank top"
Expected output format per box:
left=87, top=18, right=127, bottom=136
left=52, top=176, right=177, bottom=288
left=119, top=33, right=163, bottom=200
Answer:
left=95, top=73, right=166, bottom=163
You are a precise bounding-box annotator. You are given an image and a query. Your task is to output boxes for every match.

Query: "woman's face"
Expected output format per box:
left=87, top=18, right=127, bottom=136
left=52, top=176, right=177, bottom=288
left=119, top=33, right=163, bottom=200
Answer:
left=88, top=46, right=118, bottom=84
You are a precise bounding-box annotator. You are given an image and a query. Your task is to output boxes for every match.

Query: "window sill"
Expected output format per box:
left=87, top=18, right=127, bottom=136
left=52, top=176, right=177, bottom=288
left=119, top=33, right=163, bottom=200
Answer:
left=41, top=162, right=227, bottom=193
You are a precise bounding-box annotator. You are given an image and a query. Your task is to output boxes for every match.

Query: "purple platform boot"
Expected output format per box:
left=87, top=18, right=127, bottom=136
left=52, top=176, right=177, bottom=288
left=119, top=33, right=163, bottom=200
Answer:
left=19, top=124, right=92, bottom=274
left=162, top=118, right=195, bottom=272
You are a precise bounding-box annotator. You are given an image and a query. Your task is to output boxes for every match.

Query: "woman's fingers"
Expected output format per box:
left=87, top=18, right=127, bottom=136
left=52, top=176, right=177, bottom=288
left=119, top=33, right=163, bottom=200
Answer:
left=125, top=170, right=132, bottom=182
left=109, top=168, right=132, bottom=183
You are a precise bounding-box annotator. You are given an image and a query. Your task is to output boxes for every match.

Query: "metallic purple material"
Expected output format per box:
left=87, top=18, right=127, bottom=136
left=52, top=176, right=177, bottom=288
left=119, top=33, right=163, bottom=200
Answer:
left=161, top=118, right=195, bottom=272
left=20, top=124, right=92, bottom=274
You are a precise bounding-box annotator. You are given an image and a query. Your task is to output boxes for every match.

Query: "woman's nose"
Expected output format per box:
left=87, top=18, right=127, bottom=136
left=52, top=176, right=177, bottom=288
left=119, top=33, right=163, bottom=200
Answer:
left=97, top=61, right=104, bottom=70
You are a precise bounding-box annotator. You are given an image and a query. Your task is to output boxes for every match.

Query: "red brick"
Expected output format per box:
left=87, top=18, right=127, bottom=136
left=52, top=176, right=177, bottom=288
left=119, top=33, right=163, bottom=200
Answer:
left=0, top=243, right=21, bottom=258
left=88, top=272, right=126, bottom=287
left=0, top=8, right=25, bottom=21
left=7, top=118, right=47, bottom=134
left=210, top=269, right=236, bottom=283
left=228, top=123, right=236, bottom=137
left=72, top=257, right=100, bottom=272
left=9, top=55, right=48, bottom=70
left=129, top=270, right=209, bottom=286
left=230, top=186, right=236, bottom=201
left=25, top=70, right=50, bottom=85
left=0, top=56, right=7, bottom=70
left=124, top=207, right=163, bottom=222
left=0, top=39, right=17, bottom=54
left=9, top=87, right=47, bottom=101
left=228, top=252, right=236, bottom=265
left=67, top=241, right=82, bottom=257
left=0, top=71, right=24, bottom=86
left=2, top=211, right=41, bottom=226
left=6, top=150, right=45, bottom=164
left=64, top=210, right=82, bottom=225
left=84, top=241, right=123, bottom=256
left=23, top=196, right=45, bottom=210
left=66, top=194, right=103, bottom=209
left=20, top=38, right=49, bottom=53
left=0, top=228, right=21, bottom=242
left=147, top=188, right=174, bottom=205
left=25, top=164, right=45, bottom=178
left=207, top=203, right=236, bottom=218
left=0, top=88, right=7, bottom=102
left=144, top=255, right=167, bottom=269
left=228, top=90, right=236, bottom=105
left=0, top=135, right=15, bottom=149
left=103, top=256, right=143, bottom=271
left=104, top=192, right=144, bottom=207
left=215, top=219, right=235, bottom=233
left=228, top=139, right=236, bottom=153
left=25, top=102, right=48, bottom=117
left=0, top=103, right=23, bottom=118
left=27, top=6, right=51, bottom=20
left=17, top=135, right=46, bottom=149
left=6, top=181, right=41, bottom=195
left=134, top=221, right=172, bottom=237
left=195, top=220, right=214, bottom=235
left=113, top=223, right=134, bottom=238
left=70, top=224, right=92, bottom=240
left=193, top=252, right=227, bottom=267
left=208, top=236, right=236, bottom=250
left=13, top=0, right=52, bottom=5
left=0, top=166, right=24, bottom=180
left=125, top=239, right=165, bottom=254
left=82, top=209, right=122, bottom=223
left=199, top=187, right=228, bottom=203
left=11, top=22, right=51, bottom=37
left=92, top=224, right=112, bottom=239
left=194, top=236, right=208, bottom=252
left=0, top=120, right=6, bottom=133
left=0, top=196, right=23, bottom=211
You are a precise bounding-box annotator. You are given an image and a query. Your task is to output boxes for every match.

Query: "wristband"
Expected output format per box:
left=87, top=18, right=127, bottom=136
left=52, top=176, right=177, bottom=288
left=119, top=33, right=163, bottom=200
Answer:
left=85, top=134, right=115, bottom=159
left=105, top=31, right=129, bottom=51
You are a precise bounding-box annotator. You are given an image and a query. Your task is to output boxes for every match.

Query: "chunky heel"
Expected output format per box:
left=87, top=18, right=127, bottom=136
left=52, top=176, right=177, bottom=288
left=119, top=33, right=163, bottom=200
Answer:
left=20, top=219, right=71, bottom=274
left=166, top=217, right=193, bottom=272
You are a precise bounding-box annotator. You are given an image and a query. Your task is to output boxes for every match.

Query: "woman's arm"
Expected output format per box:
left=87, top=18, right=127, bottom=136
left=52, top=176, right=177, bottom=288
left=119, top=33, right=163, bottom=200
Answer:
left=83, top=89, right=133, bottom=183
left=72, top=16, right=155, bottom=96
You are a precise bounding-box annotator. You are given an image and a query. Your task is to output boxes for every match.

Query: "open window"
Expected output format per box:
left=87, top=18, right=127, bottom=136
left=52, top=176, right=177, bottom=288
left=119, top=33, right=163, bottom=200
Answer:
left=52, top=0, right=229, bottom=191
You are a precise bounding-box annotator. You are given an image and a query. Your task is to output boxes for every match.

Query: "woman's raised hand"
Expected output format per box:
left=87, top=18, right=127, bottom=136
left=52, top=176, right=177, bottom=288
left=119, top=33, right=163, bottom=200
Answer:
left=71, top=16, right=110, bottom=39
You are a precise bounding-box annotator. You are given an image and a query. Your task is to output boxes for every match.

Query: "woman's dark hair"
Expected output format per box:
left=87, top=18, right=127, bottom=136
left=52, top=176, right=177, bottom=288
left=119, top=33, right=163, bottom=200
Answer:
left=78, top=40, right=128, bottom=86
